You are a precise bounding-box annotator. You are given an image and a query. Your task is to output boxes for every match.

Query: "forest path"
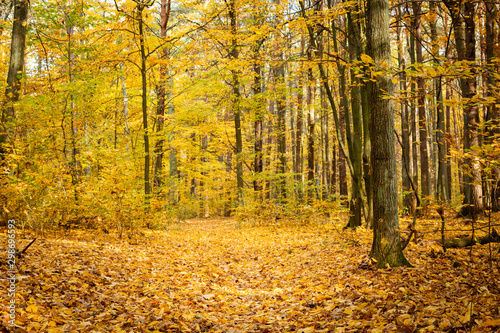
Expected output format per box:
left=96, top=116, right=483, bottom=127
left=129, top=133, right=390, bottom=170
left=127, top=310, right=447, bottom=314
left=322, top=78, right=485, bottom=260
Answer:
left=3, top=218, right=500, bottom=332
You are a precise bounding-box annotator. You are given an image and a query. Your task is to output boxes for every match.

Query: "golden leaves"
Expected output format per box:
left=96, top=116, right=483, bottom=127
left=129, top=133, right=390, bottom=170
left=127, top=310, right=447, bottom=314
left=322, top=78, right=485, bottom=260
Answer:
left=2, top=217, right=500, bottom=332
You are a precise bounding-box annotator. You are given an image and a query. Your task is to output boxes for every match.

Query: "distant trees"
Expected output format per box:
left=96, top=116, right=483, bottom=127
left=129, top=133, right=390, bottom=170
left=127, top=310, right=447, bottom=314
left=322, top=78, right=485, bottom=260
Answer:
left=1, top=0, right=499, bottom=235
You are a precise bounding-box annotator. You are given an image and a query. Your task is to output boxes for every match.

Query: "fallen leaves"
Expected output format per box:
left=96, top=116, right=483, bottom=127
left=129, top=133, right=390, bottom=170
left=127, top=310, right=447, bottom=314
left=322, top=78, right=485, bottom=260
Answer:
left=1, top=216, right=499, bottom=332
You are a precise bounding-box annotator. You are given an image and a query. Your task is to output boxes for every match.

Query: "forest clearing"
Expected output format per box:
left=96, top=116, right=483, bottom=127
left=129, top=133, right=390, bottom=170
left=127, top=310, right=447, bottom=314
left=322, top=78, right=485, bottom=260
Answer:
left=2, top=214, right=500, bottom=332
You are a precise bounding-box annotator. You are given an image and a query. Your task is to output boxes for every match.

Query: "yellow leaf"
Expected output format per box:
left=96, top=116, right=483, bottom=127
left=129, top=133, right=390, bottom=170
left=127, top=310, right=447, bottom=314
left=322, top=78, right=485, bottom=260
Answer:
left=480, top=318, right=500, bottom=327
left=298, top=327, right=315, bottom=333
left=26, top=304, right=38, bottom=313
left=344, top=308, right=353, bottom=315
left=461, top=310, right=471, bottom=323
left=360, top=54, right=374, bottom=64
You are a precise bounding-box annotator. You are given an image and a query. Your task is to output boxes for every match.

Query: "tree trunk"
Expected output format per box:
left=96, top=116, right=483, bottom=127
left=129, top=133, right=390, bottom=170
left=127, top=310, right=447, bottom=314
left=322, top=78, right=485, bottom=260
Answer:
left=444, top=0, right=483, bottom=217
left=1, top=0, right=28, bottom=161
left=275, top=63, right=287, bottom=202
left=253, top=51, right=264, bottom=198
left=346, top=17, right=363, bottom=228
left=413, top=1, right=430, bottom=198
left=295, top=36, right=305, bottom=201
left=484, top=1, right=500, bottom=211
left=306, top=66, right=315, bottom=202
left=338, top=102, right=347, bottom=197
left=367, top=0, right=410, bottom=268
left=430, top=1, right=448, bottom=203
left=397, top=2, right=414, bottom=214
left=228, top=0, right=244, bottom=205
left=409, top=32, right=419, bottom=205
left=153, top=0, right=171, bottom=190
left=462, top=0, right=483, bottom=216
left=136, top=4, right=151, bottom=200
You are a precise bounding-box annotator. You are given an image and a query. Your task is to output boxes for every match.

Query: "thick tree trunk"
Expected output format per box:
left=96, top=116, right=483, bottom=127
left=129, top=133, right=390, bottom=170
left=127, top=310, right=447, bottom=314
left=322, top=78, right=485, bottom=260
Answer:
left=367, top=0, right=410, bottom=268
left=1, top=0, right=28, bottom=161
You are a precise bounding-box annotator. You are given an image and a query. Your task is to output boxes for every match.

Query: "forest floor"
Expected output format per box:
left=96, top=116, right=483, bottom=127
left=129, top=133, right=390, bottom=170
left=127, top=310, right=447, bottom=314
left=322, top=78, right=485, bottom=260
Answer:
left=1, top=213, right=500, bottom=332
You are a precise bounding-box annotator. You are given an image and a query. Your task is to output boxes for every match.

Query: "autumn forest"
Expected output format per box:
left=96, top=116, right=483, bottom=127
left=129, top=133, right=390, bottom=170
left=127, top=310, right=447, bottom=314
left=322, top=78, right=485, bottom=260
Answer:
left=1, top=0, right=500, bottom=331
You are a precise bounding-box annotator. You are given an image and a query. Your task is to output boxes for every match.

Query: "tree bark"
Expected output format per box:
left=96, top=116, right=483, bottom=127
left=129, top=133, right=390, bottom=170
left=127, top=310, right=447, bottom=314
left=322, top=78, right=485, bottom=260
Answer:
left=275, top=63, right=287, bottom=201
left=430, top=1, right=448, bottom=203
left=295, top=36, right=305, bottom=201
left=367, top=0, right=410, bottom=267
left=228, top=0, right=244, bottom=205
left=306, top=65, right=315, bottom=202
left=444, top=0, right=483, bottom=217
left=253, top=49, right=264, bottom=198
left=1, top=0, right=29, bottom=160
left=484, top=0, right=500, bottom=211
left=397, top=2, right=414, bottom=214
left=136, top=3, right=151, bottom=200
left=153, top=0, right=171, bottom=190
left=413, top=1, right=430, bottom=198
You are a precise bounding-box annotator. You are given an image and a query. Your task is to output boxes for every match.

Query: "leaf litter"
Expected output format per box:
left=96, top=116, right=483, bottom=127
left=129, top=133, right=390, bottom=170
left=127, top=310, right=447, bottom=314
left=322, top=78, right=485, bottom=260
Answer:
left=1, top=216, right=500, bottom=332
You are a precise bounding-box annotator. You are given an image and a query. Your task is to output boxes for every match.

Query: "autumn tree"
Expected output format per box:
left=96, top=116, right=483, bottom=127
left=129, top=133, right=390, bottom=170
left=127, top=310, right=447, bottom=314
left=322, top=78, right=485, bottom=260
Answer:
left=1, top=0, right=28, bottom=161
left=367, top=0, right=410, bottom=267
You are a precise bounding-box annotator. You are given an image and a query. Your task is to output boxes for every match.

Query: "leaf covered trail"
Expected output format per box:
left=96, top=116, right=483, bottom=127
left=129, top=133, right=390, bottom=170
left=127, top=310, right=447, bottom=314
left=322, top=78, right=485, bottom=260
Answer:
left=2, top=218, right=500, bottom=332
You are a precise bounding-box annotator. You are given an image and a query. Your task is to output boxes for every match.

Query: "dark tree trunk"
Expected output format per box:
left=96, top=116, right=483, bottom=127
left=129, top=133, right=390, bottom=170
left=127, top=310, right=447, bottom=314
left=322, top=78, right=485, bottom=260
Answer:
left=228, top=0, right=244, bottom=205
left=430, top=1, right=448, bottom=203
left=252, top=40, right=264, bottom=199
left=338, top=102, right=347, bottom=197
left=484, top=1, right=500, bottom=211
left=306, top=66, right=316, bottom=202
left=137, top=4, right=151, bottom=200
left=410, top=32, right=419, bottom=205
left=413, top=1, right=430, bottom=198
left=367, top=0, right=410, bottom=268
left=397, top=2, right=414, bottom=214
left=153, top=0, right=171, bottom=190
left=275, top=63, right=287, bottom=201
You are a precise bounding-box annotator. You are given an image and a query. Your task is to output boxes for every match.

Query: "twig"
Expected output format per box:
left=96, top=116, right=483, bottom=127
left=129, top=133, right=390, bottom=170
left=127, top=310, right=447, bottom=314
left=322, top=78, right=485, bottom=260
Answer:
left=17, top=238, right=36, bottom=258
